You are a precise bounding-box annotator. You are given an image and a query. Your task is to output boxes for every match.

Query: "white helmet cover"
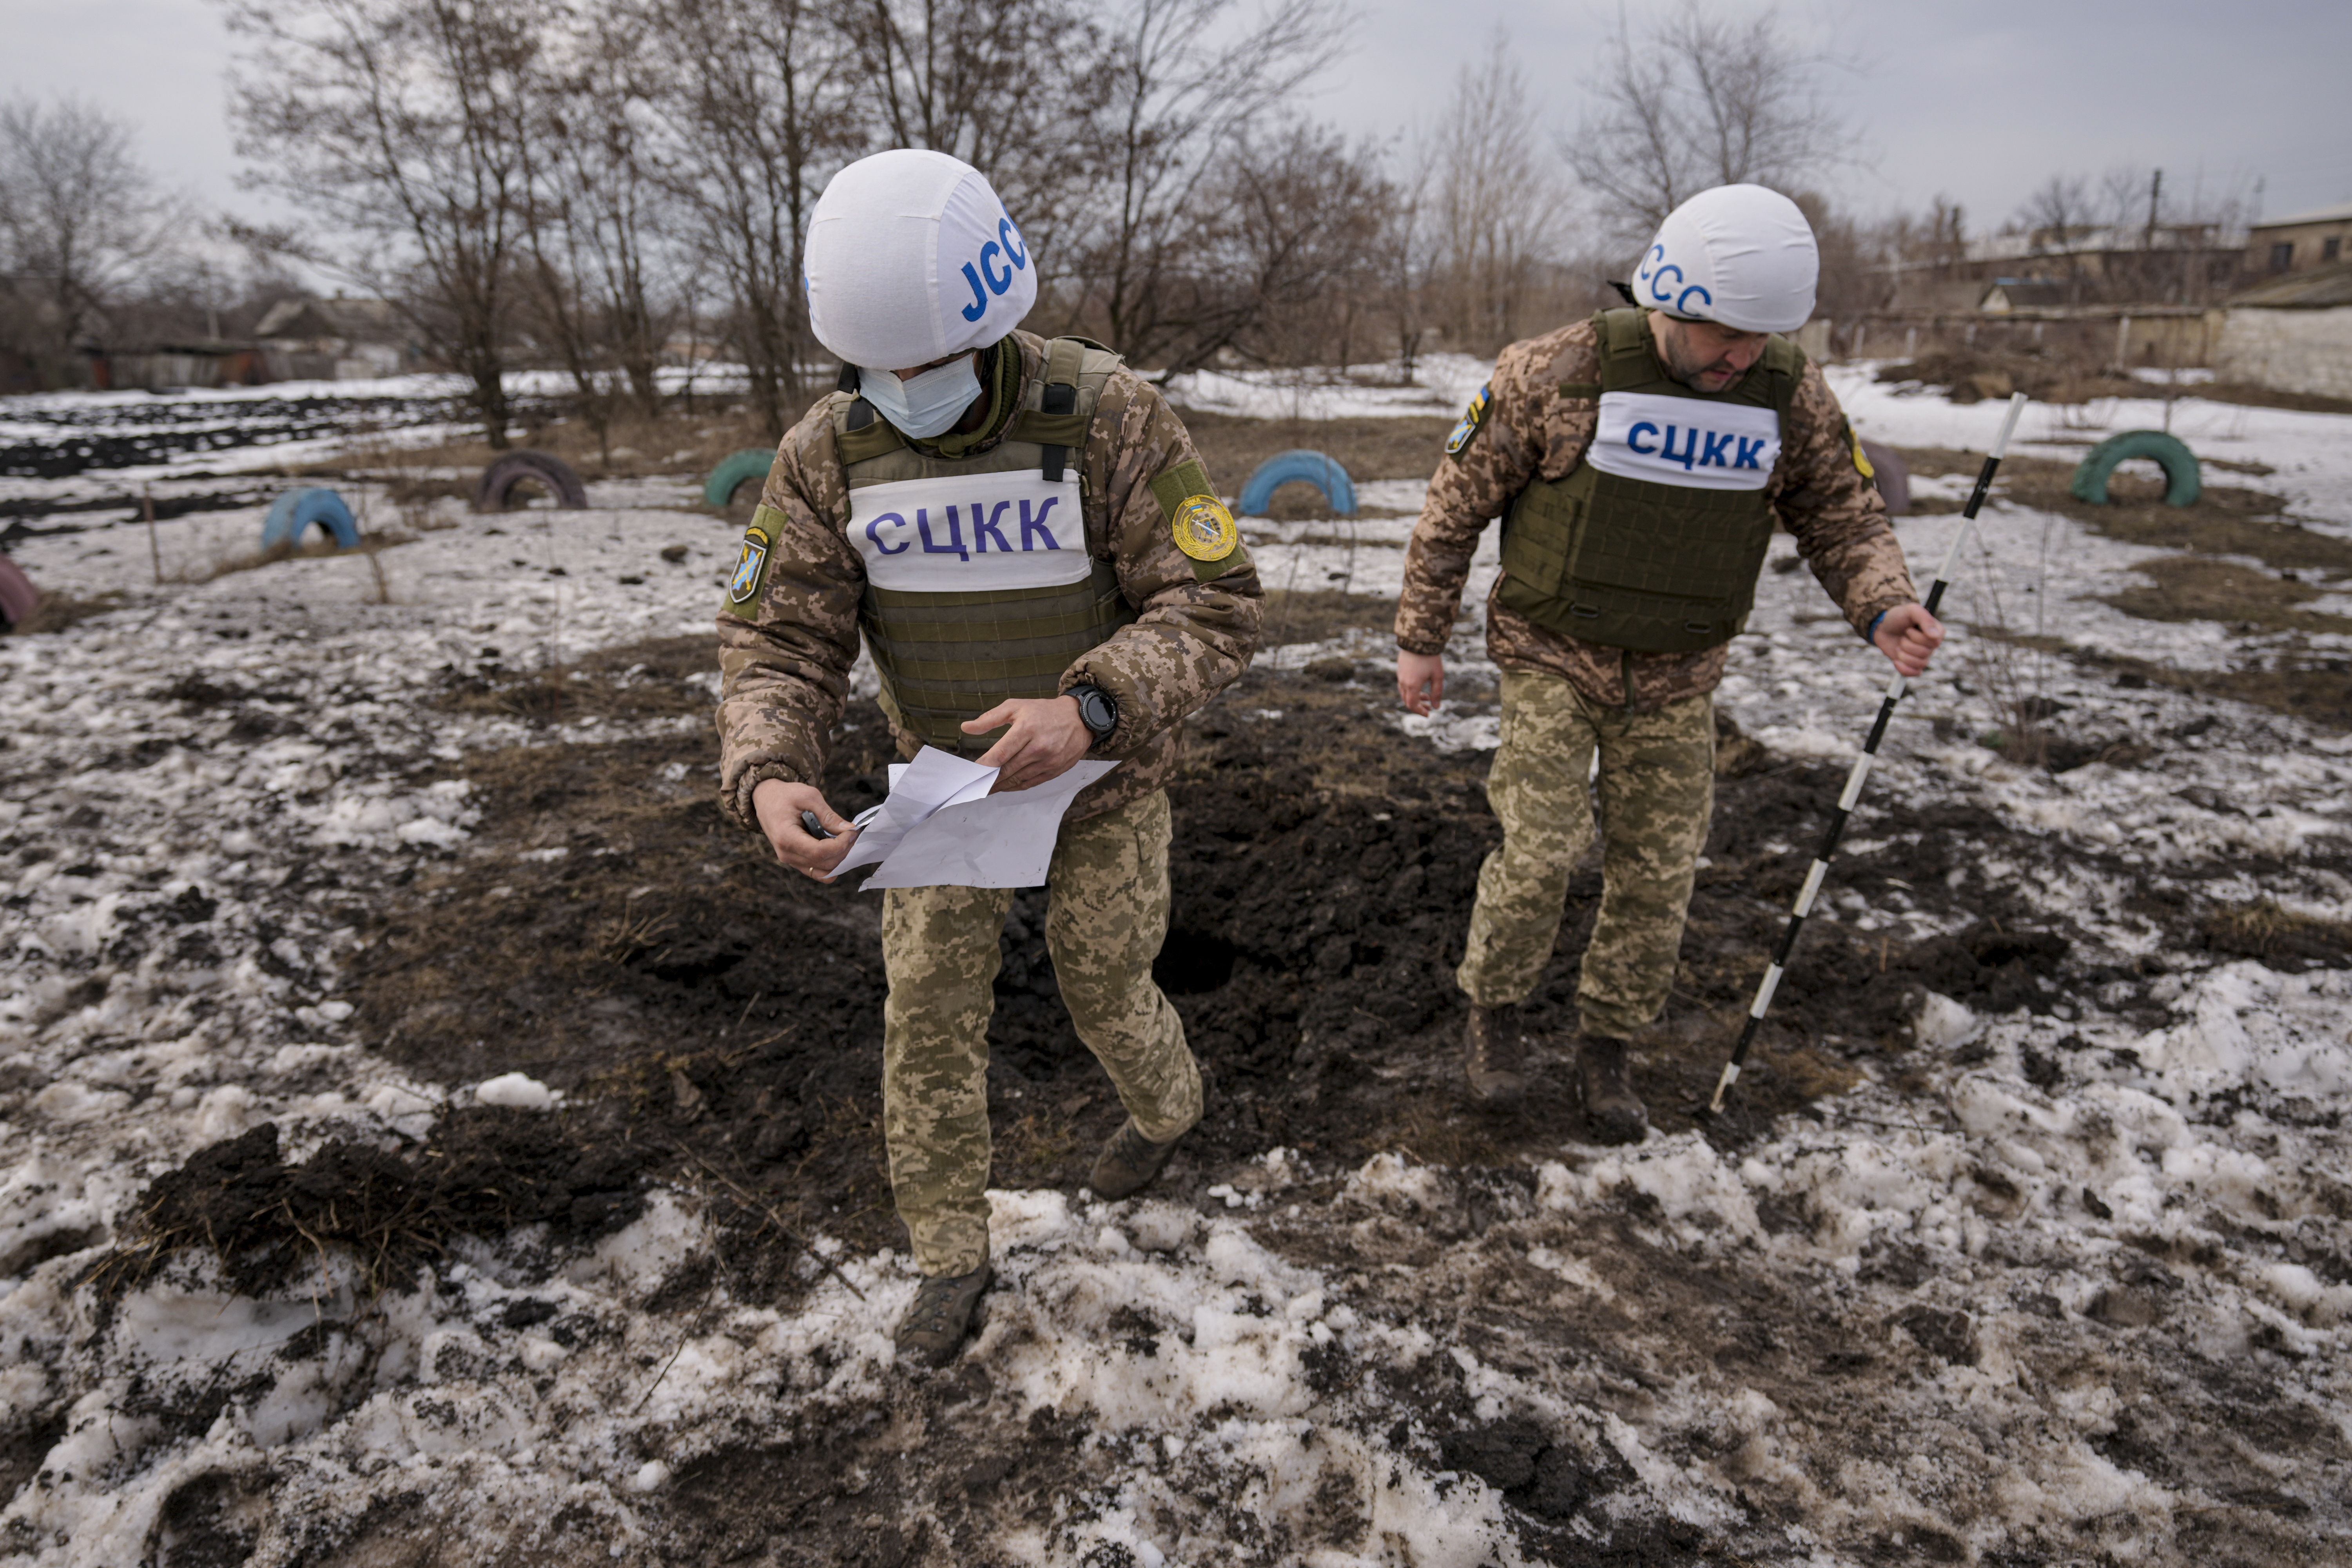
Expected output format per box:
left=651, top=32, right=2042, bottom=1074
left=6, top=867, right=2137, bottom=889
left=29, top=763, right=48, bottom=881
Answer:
left=1633, top=184, right=1818, bottom=334
left=805, top=149, right=1037, bottom=369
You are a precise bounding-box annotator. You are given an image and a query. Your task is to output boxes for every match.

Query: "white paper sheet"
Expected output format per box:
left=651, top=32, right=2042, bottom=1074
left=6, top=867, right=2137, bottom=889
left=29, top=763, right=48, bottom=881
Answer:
left=828, top=746, right=1119, bottom=889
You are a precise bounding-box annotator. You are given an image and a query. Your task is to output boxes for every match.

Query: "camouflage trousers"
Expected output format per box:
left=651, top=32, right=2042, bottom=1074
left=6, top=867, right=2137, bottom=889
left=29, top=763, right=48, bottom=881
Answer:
left=881, top=788, right=1202, bottom=1278
left=1456, top=669, right=1715, bottom=1038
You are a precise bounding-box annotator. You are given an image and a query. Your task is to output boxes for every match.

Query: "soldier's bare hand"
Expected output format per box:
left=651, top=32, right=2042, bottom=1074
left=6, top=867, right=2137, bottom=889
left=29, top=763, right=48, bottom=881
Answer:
left=1397, top=651, right=1445, bottom=716
left=1872, top=604, right=1945, bottom=679
left=752, top=779, right=858, bottom=880
left=967, top=696, right=1091, bottom=792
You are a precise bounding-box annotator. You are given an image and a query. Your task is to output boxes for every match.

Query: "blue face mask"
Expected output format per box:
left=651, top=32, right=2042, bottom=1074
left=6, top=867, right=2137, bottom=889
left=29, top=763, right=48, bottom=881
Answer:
left=861, top=354, right=983, bottom=439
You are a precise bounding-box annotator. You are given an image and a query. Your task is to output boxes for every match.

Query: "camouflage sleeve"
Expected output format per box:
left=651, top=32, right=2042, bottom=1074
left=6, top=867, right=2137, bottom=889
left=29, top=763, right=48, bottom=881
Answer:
left=713, top=403, right=866, bottom=829
left=1396, top=325, right=1595, bottom=655
left=1062, top=369, right=1263, bottom=756
left=1773, top=363, right=1919, bottom=638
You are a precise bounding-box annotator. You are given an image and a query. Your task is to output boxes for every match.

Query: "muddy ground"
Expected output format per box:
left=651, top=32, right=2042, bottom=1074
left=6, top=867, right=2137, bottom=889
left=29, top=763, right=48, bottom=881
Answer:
left=16, top=393, right=2345, bottom=1562
left=327, top=598, right=2153, bottom=1250
left=1894, top=446, right=2352, bottom=731
left=93, top=567, right=2350, bottom=1565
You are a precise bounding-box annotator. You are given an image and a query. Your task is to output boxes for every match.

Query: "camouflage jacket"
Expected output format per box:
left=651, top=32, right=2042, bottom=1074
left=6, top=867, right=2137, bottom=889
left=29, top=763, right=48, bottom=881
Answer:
left=1396, top=315, right=1917, bottom=709
left=716, top=330, right=1263, bottom=829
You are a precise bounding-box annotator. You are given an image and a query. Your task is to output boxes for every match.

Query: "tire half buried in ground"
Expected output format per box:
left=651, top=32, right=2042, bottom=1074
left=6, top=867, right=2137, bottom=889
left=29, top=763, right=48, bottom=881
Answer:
left=475, top=449, right=589, bottom=511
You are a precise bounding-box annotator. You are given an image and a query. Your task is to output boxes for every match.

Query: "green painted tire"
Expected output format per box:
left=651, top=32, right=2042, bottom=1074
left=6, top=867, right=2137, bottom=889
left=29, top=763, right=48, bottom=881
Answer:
left=704, top=448, right=773, bottom=509
left=2071, top=430, right=2200, bottom=508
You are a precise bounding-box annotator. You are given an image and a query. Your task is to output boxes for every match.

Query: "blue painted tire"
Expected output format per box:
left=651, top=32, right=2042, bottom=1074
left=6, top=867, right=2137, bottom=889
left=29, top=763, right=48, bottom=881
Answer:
left=2071, top=430, right=2200, bottom=508
left=1239, top=450, right=1356, bottom=517
left=704, top=448, right=773, bottom=509
left=261, top=488, right=360, bottom=551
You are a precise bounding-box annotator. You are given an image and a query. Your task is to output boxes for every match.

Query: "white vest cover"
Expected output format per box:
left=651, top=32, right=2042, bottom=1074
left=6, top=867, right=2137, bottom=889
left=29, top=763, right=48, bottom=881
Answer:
left=847, top=471, right=1088, bottom=591
left=1586, top=391, right=1780, bottom=493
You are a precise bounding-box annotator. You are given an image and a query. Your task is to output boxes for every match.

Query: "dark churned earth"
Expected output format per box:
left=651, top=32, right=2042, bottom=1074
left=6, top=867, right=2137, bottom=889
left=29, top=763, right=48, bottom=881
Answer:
left=11, top=573, right=2351, bottom=1567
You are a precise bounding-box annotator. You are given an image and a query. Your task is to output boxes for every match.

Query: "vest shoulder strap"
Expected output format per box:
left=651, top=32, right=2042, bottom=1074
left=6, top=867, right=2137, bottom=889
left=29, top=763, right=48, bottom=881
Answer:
left=1005, top=336, right=1126, bottom=480
left=1591, top=305, right=1806, bottom=413
left=829, top=389, right=908, bottom=466
left=1757, top=334, right=1807, bottom=416
left=1594, top=308, right=1669, bottom=395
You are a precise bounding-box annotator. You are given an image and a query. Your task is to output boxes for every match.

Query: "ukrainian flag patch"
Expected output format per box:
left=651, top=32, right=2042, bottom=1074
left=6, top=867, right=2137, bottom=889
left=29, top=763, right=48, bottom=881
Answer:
left=1845, top=419, right=1875, bottom=480
left=1447, top=383, right=1493, bottom=459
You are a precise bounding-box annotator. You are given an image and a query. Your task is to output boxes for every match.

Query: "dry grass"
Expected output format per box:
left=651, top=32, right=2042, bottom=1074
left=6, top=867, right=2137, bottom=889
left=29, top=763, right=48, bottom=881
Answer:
left=1256, top=588, right=1396, bottom=648
left=1896, top=446, right=2352, bottom=583
left=2201, top=900, right=2352, bottom=963
left=2104, top=557, right=2352, bottom=637
left=430, top=633, right=718, bottom=726
left=332, top=405, right=771, bottom=488
left=596, top=895, right=682, bottom=966
left=5, top=589, right=130, bottom=636
left=1182, top=411, right=1455, bottom=517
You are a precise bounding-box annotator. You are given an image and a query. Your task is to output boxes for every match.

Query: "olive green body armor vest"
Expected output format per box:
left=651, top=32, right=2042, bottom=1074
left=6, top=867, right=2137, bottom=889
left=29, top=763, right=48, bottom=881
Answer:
left=1495, top=308, right=1806, bottom=654
left=836, top=337, right=1137, bottom=756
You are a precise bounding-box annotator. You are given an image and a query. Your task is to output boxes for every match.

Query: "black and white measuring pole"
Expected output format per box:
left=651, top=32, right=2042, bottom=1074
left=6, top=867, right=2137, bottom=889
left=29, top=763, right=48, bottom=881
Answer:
left=1703, top=391, right=2029, bottom=1117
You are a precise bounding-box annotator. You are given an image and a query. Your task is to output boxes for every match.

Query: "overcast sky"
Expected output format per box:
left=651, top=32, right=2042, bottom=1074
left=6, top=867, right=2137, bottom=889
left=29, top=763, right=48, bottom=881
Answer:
left=4, top=0, right=2347, bottom=241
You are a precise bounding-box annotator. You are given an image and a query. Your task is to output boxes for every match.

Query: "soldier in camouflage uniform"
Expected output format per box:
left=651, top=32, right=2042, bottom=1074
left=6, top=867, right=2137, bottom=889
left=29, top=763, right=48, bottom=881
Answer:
left=1396, top=185, right=1945, bottom=1142
left=716, top=150, right=1261, bottom=1365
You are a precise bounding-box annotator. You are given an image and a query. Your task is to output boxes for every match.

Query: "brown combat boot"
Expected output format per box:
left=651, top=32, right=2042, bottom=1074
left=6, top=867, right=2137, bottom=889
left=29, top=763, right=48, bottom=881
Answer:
left=1463, top=1002, right=1527, bottom=1105
left=895, top=1262, right=992, bottom=1367
left=1578, top=1034, right=1647, bottom=1145
left=1089, top=1118, right=1182, bottom=1201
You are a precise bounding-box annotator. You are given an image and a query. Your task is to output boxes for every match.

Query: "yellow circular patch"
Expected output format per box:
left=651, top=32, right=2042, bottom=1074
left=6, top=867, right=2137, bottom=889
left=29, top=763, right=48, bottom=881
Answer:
left=1171, top=494, right=1239, bottom=562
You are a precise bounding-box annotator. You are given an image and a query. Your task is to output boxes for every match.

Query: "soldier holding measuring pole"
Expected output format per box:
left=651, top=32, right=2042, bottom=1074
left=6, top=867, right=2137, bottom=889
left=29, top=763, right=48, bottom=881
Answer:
left=1396, top=184, right=1944, bottom=1142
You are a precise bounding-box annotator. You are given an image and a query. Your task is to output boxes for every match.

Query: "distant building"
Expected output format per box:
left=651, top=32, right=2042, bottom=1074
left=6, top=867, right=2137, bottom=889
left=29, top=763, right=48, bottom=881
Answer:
left=2213, top=260, right=2352, bottom=401
left=254, top=295, right=421, bottom=381
left=1977, top=279, right=2076, bottom=314
left=1884, top=223, right=2244, bottom=312
left=89, top=344, right=269, bottom=392
left=1846, top=220, right=2247, bottom=368
left=2247, top=203, right=2352, bottom=276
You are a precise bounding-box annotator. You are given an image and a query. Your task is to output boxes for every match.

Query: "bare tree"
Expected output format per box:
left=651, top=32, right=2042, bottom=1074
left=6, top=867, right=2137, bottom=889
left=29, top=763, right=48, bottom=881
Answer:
left=1063, top=0, right=1347, bottom=371
left=1566, top=2, right=1855, bottom=253
left=220, top=0, right=554, bottom=444
left=2015, top=174, right=2095, bottom=298
left=1123, top=121, right=1388, bottom=373
left=1792, top=191, right=1887, bottom=324
left=835, top=0, right=1090, bottom=237
left=2019, top=174, right=2094, bottom=245
left=0, top=96, right=184, bottom=362
left=525, top=5, right=677, bottom=441
left=640, top=0, right=859, bottom=438
left=1422, top=34, right=1569, bottom=352
left=1378, top=142, right=1438, bottom=380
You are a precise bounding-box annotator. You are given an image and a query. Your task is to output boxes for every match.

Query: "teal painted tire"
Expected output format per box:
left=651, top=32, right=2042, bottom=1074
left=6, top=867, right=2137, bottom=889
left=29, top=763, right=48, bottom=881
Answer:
left=2071, top=430, right=2200, bottom=507
left=1239, top=450, right=1357, bottom=517
left=704, top=448, right=773, bottom=509
left=261, top=488, right=360, bottom=550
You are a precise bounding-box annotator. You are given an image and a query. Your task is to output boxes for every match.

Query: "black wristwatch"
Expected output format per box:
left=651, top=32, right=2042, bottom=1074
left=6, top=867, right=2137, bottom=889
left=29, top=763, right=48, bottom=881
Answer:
left=1068, top=683, right=1118, bottom=743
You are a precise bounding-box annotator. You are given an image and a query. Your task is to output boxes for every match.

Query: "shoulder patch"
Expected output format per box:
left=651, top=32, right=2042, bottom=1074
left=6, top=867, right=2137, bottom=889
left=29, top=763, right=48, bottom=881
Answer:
left=721, top=518, right=773, bottom=618
left=1446, top=384, right=1494, bottom=459
left=1148, top=459, right=1242, bottom=581
left=1844, top=419, right=1875, bottom=480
